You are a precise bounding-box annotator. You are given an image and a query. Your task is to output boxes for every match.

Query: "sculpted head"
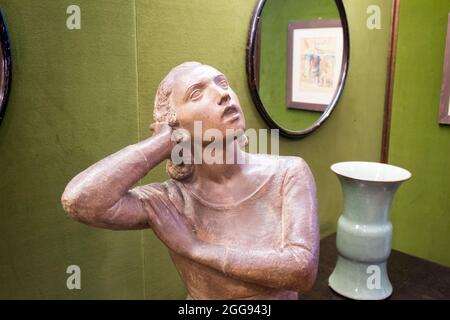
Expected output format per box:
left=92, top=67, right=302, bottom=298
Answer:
left=153, top=62, right=246, bottom=139
left=153, top=62, right=247, bottom=180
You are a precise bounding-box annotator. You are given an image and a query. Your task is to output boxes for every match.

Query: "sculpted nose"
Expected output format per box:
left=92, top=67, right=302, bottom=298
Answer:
left=218, top=89, right=231, bottom=106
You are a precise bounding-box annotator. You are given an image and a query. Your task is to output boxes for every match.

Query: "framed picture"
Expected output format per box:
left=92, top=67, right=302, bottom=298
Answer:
left=439, top=13, right=450, bottom=125
left=0, top=9, right=11, bottom=126
left=287, top=20, right=343, bottom=112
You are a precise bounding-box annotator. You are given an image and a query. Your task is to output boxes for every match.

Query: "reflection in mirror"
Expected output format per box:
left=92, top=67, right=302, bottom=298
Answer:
left=247, top=0, right=349, bottom=137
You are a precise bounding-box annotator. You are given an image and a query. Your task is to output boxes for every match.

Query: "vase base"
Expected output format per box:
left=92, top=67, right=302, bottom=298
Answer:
left=328, top=255, right=392, bottom=300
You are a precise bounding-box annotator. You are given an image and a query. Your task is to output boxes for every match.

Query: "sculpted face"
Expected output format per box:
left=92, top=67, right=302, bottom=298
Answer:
left=170, top=64, right=246, bottom=140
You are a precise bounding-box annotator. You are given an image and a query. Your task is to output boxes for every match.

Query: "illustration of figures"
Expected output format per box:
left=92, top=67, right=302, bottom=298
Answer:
left=319, top=57, right=331, bottom=87
left=311, top=55, right=321, bottom=85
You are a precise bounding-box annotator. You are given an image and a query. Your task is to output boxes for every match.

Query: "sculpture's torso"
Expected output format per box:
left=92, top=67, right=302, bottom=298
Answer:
left=142, top=155, right=300, bottom=299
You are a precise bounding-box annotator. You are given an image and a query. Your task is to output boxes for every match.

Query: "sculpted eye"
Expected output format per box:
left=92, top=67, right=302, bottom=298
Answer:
left=219, top=79, right=229, bottom=89
left=190, top=89, right=202, bottom=100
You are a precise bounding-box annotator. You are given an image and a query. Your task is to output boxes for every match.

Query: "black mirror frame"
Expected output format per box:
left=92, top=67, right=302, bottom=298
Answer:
left=246, top=0, right=350, bottom=138
left=0, top=9, right=11, bottom=126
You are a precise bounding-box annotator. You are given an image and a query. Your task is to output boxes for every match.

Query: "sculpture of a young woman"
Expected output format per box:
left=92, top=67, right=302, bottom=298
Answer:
left=61, top=62, right=319, bottom=300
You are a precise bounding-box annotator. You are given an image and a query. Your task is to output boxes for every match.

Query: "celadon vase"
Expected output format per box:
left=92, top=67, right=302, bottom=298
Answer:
left=328, top=161, right=411, bottom=300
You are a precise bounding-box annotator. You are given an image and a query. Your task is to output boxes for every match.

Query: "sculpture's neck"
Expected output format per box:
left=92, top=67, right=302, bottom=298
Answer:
left=181, top=145, right=272, bottom=206
left=191, top=140, right=248, bottom=184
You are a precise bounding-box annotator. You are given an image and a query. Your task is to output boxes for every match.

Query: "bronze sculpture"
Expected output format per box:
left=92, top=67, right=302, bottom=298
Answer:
left=61, top=62, right=319, bottom=300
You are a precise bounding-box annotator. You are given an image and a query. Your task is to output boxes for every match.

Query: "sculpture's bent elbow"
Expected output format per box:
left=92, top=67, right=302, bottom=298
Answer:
left=61, top=184, right=90, bottom=224
left=286, top=247, right=318, bottom=294
left=60, top=176, right=106, bottom=226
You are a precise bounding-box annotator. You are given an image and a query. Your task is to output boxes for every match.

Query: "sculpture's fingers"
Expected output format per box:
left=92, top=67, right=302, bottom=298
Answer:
left=149, top=122, right=172, bottom=135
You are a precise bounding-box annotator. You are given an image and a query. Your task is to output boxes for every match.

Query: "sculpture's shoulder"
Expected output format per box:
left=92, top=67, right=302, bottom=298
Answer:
left=252, top=154, right=311, bottom=176
left=282, top=157, right=314, bottom=187
left=280, top=155, right=310, bottom=169
left=133, top=179, right=185, bottom=209
left=135, top=179, right=176, bottom=196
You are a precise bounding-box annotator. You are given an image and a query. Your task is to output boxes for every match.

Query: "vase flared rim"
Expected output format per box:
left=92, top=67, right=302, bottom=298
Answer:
left=331, top=161, right=412, bottom=183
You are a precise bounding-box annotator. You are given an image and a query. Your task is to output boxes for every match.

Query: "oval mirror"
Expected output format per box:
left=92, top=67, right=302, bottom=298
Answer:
left=0, top=9, right=11, bottom=126
left=246, top=0, right=349, bottom=138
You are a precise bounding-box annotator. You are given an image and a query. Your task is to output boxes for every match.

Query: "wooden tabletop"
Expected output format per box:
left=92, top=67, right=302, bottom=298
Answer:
left=301, top=234, right=450, bottom=300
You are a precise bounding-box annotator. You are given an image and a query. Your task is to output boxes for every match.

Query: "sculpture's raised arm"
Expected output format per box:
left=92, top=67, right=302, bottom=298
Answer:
left=61, top=126, right=173, bottom=230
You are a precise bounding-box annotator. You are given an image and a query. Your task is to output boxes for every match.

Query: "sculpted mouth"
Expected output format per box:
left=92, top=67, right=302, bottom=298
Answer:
left=222, top=104, right=240, bottom=121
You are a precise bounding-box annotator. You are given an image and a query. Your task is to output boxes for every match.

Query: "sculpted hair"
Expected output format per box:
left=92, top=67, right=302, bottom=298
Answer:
left=153, top=62, right=200, bottom=180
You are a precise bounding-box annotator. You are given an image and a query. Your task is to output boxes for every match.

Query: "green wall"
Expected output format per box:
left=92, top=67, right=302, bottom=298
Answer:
left=0, top=0, right=143, bottom=299
left=0, top=0, right=392, bottom=299
left=259, top=0, right=339, bottom=131
left=389, top=0, right=450, bottom=267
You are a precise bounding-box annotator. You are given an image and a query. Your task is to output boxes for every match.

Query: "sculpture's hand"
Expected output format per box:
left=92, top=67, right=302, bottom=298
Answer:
left=150, top=121, right=172, bottom=136
left=149, top=122, right=192, bottom=160
left=149, top=122, right=176, bottom=160
left=147, top=199, right=198, bottom=257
